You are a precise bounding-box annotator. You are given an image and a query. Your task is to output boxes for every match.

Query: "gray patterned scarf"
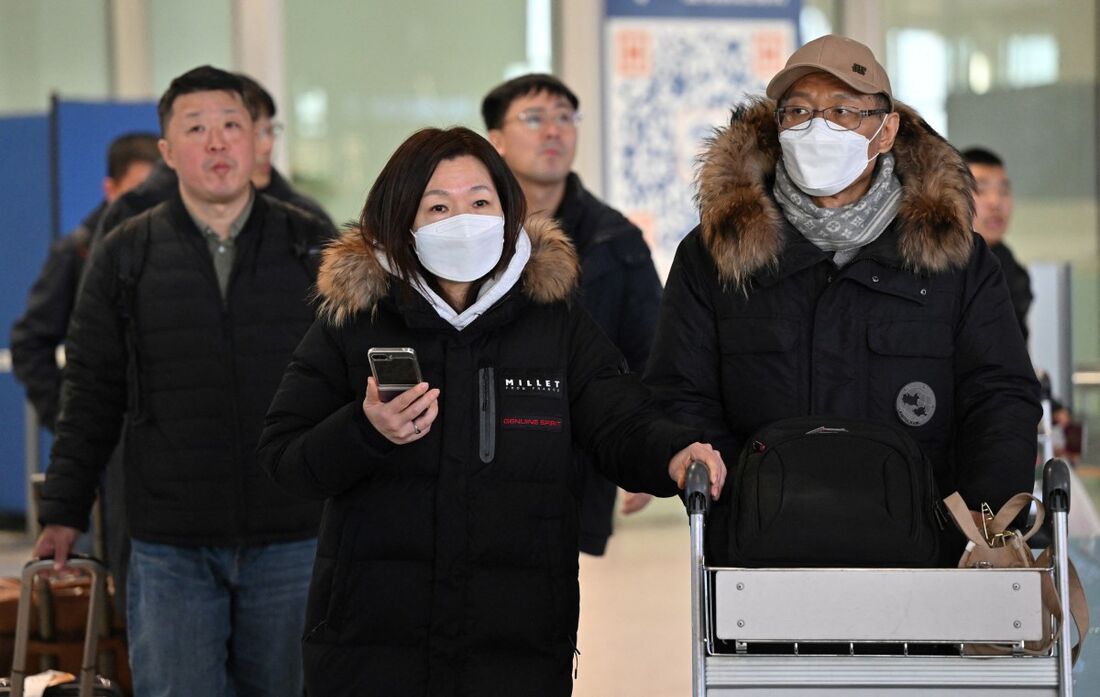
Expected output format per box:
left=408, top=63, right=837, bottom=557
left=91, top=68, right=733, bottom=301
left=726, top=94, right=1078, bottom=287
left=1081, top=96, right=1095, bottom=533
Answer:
left=774, top=153, right=903, bottom=266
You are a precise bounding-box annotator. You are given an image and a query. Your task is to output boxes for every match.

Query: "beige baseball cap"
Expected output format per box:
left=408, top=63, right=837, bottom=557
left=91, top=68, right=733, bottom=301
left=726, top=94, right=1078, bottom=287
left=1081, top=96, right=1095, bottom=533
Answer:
left=766, top=34, right=893, bottom=110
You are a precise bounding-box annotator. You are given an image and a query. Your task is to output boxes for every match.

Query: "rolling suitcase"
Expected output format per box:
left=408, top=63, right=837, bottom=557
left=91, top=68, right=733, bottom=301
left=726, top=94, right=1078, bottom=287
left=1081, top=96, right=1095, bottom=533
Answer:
left=1, top=558, right=123, bottom=697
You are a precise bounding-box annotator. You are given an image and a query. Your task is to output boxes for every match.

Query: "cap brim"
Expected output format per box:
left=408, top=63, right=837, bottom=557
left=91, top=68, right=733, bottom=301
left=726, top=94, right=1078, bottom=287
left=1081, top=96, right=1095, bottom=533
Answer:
left=766, top=64, right=893, bottom=110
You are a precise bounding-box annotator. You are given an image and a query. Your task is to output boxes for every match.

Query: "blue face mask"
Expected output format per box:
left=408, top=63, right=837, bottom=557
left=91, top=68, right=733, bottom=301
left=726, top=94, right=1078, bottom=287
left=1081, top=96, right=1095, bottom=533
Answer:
left=413, top=214, right=505, bottom=282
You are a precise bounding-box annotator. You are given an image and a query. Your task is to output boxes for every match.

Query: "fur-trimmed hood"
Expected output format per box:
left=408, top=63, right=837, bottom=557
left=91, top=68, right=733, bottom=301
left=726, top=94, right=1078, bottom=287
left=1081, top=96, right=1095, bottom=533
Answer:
left=315, top=216, right=579, bottom=326
left=696, top=99, right=975, bottom=288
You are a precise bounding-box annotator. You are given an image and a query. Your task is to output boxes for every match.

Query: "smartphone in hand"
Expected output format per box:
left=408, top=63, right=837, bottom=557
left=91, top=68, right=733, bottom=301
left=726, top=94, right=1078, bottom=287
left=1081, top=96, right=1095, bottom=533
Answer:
left=367, top=347, right=423, bottom=403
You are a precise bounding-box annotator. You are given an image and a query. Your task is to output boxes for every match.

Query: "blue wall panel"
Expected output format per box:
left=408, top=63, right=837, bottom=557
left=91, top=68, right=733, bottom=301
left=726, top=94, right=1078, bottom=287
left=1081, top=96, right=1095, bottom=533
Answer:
left=56, top=100, right=159, bottom=235
left=0, top=100, right=157, bottom=517
left=0, top=114, right=50, bottom=514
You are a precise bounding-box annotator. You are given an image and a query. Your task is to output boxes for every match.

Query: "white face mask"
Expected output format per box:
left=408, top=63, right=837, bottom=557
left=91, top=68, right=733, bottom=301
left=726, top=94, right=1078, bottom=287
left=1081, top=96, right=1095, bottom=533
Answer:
left=778, top=117, right=886, bottom=197
left=413, top=213, right=506, bottom=282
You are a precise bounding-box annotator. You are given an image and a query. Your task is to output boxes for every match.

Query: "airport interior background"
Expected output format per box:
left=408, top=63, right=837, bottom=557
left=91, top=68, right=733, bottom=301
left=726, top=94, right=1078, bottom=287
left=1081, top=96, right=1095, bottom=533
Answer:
left=0, top=0, right=1099, bottom=694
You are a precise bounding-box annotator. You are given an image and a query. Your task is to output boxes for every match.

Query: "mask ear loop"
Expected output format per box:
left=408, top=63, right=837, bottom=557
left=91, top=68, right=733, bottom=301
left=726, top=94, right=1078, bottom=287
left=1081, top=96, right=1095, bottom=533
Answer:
left=864, top=112, right=890, bottom=163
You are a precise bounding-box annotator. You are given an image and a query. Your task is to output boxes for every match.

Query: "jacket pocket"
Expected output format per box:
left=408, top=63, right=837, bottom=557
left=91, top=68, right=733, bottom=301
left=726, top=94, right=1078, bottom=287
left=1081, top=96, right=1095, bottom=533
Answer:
left=865, top=320, right=954, bottom=432
left=718, top=317, right=799, bottom=354
left=867, top=321, right=953, bottom=357
left=319, top=516, right=358, bottom=637
left=716, top=317, right=802, bottom=426
left=479, top=366, right=496, bottom=463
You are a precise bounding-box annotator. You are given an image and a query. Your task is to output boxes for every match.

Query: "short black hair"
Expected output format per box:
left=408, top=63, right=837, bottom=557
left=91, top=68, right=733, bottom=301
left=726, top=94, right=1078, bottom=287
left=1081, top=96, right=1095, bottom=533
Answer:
left=106, top=132, right=159, bottom=181
left=961, top=147, right=1004, bottom=168
left=235, top=72, right=277, bottom=120
left=157, top=65, right=247, bottom=134
left=481, top=73, right=579, bottom=131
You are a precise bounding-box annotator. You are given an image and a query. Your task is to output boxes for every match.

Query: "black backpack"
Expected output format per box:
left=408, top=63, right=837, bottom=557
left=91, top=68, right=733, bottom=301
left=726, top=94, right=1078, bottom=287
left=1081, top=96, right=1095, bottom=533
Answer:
left=725, top=416, right=946, bottom=567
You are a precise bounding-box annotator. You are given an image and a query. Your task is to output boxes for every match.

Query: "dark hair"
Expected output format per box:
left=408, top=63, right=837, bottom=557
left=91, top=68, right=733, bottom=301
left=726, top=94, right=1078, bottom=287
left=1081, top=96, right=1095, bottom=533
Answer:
left=235, top=72, right=277, bottom=120
left=961, top=147, right=1004, bottom=168
left=106, top=132, right=159, bottom=181
left=157, top=65, right=247, bottom=134
left=481, top=73, right=579, bottom=130
left=360, top=127, right=526, bottom=303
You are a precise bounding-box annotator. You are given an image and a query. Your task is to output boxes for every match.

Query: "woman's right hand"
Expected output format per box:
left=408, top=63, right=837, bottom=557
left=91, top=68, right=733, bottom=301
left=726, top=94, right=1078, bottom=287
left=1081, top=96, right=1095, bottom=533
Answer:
left=363, top=377, right=440, bottom=444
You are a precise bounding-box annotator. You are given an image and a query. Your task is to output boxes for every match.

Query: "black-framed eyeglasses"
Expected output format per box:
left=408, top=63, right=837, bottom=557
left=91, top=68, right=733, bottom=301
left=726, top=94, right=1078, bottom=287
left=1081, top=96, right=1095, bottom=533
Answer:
left=510, top=109, right=582, bottom=131
left=775, top=106, right=889, bottom=132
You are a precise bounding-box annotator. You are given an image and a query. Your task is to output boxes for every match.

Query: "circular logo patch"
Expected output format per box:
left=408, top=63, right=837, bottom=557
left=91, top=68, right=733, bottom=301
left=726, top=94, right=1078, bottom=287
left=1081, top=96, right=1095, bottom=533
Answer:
left=896, top=381, right=936, bottom=427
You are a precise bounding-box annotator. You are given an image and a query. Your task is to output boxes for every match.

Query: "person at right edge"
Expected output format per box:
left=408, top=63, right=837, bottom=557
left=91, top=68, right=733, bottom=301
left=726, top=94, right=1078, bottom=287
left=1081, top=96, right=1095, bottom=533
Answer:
left=962, top=146, right=1033, bottom=342
left=643, top=34, right=1041, bottom=563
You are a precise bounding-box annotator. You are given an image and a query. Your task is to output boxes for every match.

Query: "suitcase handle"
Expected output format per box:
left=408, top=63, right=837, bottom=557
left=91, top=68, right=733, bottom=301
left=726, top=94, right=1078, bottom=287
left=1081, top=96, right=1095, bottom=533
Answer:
left=10, top=556, right=110, bottom=697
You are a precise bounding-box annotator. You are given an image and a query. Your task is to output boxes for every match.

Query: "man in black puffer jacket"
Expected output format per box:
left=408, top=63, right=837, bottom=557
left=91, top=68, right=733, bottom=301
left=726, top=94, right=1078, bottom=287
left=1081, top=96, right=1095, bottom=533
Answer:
left=483, top=74, right=663, bottom=555
left=35, top=66, right=333, bottom=697
left=645, top=35, right=1040, bottom=565
left=78, top=72, right=336, bottom=623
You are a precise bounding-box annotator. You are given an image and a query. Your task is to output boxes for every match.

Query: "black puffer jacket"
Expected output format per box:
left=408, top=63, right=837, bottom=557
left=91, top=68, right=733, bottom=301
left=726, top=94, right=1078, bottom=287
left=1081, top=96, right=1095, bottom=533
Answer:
left=39, top=192, right=330, bottom=545
left=10, top=204, right=101, bottom=430
left=990, top=241, right=1033, bottom=342
left=555, top=173, right=662, bottom=555
left=645, top=100, right=1040, bottom=562
left=257, top=219, right=696, bottom=697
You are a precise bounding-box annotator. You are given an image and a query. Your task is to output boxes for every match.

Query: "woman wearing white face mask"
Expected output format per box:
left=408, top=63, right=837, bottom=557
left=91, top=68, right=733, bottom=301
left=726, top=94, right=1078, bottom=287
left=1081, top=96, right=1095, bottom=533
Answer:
left=256, top=127, right=726, bottom=697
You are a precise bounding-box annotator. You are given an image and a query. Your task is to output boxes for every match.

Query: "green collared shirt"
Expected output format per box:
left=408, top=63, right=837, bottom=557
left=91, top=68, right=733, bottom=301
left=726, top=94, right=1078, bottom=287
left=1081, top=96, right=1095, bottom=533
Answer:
left=187, top=192, right=255, bottom=299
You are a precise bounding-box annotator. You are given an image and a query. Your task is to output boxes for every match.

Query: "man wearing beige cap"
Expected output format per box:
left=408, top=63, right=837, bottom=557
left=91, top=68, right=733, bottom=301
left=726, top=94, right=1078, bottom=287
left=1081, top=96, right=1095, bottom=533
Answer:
left=645, top=34, right=1040, bottom=561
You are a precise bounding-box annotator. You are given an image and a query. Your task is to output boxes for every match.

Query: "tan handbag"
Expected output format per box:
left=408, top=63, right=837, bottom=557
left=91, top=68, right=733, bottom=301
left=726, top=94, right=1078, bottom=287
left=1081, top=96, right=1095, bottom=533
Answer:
left=944, top=491, right=1089, bottom=663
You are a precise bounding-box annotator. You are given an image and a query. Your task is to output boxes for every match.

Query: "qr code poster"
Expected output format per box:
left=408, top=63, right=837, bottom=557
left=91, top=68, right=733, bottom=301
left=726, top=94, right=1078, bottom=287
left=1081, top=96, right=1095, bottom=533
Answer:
left=604, top=17, right=796, bottom=279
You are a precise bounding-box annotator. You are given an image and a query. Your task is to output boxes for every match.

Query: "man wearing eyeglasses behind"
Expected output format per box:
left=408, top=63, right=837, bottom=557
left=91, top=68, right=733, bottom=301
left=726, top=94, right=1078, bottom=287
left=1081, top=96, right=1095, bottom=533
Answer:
left=483, top=74, right=663, bottom=556
left=645, top=35, right=1040, bottom=561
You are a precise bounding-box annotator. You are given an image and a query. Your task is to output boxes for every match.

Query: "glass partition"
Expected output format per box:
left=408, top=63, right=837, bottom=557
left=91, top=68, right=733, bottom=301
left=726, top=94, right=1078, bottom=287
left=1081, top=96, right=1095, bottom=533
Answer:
left=882, top=0, right=1099, bottom=458
left=0, top=0, right=110, bottom=113
left=283, top=0, right=552, bottom=225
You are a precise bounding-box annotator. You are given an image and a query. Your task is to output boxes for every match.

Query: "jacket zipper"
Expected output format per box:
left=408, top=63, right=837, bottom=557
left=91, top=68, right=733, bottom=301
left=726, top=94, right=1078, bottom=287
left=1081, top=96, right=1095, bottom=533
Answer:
left=223, top=242, right=245, bottom=539
left=478, top=367, right=495, bottom=463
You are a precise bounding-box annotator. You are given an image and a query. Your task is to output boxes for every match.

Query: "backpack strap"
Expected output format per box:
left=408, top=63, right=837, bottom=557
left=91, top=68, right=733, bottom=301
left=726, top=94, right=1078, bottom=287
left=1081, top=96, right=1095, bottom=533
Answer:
left=943, top=491, right=1044, bottom=545
left=115, top=218, right=151, bottom=423
left=282, top=206, right=324, bottom=279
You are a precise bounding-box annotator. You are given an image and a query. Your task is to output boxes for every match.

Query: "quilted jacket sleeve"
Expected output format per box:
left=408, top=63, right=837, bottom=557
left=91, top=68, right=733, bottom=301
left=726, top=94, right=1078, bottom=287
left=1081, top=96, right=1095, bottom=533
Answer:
left=258, top=320, right=396, bottom=499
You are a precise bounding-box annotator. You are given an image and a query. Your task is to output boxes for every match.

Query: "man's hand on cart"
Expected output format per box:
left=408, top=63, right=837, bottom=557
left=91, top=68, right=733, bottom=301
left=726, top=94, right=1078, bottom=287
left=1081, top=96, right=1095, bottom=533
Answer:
left=669, top=442, right=726, bottom=500
left=34, top=523, right=81, bottom=571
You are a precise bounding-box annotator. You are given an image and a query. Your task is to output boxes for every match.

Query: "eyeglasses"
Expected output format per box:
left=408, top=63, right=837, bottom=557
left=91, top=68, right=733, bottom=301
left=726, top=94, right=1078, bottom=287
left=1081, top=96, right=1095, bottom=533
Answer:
left=509, top=109, right=582, bottom=131
left=775, top=106, right=888, bottom=132
left=256, top=122, right=285, bottom=140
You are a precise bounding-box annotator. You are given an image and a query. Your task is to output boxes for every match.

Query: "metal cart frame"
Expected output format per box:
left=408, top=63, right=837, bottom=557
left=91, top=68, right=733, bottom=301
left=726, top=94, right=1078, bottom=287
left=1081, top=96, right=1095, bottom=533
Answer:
left=685, top=458, right=1078, bottom=696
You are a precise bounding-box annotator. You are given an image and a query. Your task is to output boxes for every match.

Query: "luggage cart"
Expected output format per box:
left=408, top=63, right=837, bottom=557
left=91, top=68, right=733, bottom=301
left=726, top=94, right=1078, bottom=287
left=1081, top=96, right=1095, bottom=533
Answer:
left=685, top=458, right=1078, bottom=696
